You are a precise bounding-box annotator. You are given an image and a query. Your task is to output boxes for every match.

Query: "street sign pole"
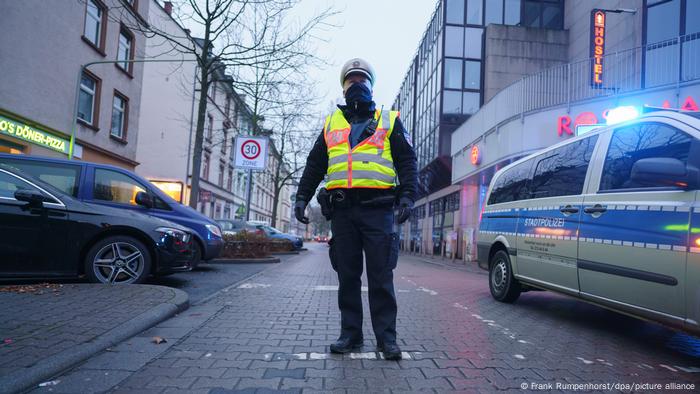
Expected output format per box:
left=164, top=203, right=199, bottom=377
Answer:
left=245, top=168, right=253, bottom=221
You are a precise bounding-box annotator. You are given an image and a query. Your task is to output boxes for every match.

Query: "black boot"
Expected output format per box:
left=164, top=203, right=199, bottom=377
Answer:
left=377, top=342, right=402, bottom=360
left=329, top=337, right=363, bottom=354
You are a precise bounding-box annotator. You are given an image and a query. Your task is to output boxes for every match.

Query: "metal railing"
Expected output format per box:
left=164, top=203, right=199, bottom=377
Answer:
left=453, top=32, right=700, bottom=155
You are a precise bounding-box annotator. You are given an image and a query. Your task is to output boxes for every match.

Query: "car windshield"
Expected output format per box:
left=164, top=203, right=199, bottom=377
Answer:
left=264, top=226, right=281, bottom=234
left=218, top=221, right=242, bottom=231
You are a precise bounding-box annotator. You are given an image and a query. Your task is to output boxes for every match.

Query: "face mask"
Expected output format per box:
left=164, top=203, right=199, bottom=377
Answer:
left=344, top=81, right=372, bottom=104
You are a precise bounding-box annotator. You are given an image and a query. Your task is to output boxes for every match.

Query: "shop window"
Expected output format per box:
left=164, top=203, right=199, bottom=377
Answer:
left=83, top=0, right=106, bottom=52
left=464, top=28, right=483, bottom=59
left=464, top=60, right=481, bottom=89
left=78, top=71, right=100, bottom=127
left=445, top=26, right=464, bottom=57
left=110, top=92, right=128, bottom=140
left=462, top=92, right=480, bottom=115
left=117, top=27, right=134, bottom=74
left=446, top=0, right=464, bottom=25
left=0, top=159, right=80, bottom=197
left=93, top=169, right=146, bottom=205
left=0, top=140, right=25, bottom=155
left=529, top=136, right=598, bottom=199
left=485, top=0, right=504, bottom=25
left=444, top=59, right=462, bottom=89
left=600, top=123, right=692, bottom=191
left=466, top=0, right=482, bottom=25
left=488, top=159, right=532, bottom=205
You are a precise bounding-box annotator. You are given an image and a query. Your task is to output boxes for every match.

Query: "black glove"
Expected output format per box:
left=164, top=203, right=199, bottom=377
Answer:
left=396, top=197, right=413, bottom=224
left=294, top=200, right=310, bottom=224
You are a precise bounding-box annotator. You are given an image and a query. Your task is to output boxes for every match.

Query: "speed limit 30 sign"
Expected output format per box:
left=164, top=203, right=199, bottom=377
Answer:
left=234, top=136, right=268, bottom=170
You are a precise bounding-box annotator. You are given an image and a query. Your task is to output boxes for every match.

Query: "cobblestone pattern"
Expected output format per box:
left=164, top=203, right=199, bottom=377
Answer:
left=36, top=245, right=700, bottom=393
left=0, top=284, right=180, bottom=378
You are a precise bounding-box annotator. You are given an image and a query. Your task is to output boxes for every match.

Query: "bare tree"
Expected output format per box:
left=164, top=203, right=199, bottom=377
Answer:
left=114, top=0, right=334, bottom=209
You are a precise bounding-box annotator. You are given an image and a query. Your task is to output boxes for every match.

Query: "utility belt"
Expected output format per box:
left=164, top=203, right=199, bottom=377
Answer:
left=317, top=187, right=396, bottom=220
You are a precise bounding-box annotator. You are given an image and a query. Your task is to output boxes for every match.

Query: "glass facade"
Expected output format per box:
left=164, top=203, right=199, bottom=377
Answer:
left=393, top=0, right=526, bottom=173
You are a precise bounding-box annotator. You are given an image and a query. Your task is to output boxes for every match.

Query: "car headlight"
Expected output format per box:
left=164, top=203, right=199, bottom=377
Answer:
left=156, top=227, right=190, bottom=243
left=206, top=224, right=222, bottom=238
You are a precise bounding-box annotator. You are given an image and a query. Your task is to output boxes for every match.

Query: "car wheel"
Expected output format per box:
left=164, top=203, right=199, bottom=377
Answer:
left=489, top=249, right=521, bottom=303
left=85, top=236, right=152, bottom=284
left=191, top=241, right=203, bottom=269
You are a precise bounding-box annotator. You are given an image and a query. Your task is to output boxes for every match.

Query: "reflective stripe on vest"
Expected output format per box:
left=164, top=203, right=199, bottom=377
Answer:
left=323, top=108, right=398, bottom=189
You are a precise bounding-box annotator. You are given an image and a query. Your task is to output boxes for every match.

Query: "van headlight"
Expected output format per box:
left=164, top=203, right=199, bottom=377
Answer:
left=205, top=224, right=222, bottom=238
left=156, top=227, right=190, bottom=243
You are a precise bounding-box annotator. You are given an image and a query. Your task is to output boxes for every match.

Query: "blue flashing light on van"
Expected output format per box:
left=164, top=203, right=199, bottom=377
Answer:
left=0, top=154, right=223, bottom=263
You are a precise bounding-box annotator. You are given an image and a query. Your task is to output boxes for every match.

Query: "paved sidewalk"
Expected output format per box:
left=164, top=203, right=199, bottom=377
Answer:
left=0, top=283, right=188, bottom=393
left=399, top=252, right=484, bottom=275
left=35, top=245, right=700, bottom=393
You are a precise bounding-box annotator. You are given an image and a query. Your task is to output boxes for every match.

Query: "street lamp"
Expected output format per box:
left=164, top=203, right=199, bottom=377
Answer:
left=68, top=58, right=198, bottom=159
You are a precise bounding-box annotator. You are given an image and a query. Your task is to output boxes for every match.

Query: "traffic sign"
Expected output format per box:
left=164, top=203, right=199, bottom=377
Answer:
left=234, top=136, right=268, bottom=170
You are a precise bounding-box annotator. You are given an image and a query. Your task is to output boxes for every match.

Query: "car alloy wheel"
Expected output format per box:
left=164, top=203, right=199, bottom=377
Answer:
left=92, top=241, right=145, bottom=284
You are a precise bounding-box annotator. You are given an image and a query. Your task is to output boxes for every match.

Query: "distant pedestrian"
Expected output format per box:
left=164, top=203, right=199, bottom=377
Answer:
left=294, top=58, right=418, bottom=360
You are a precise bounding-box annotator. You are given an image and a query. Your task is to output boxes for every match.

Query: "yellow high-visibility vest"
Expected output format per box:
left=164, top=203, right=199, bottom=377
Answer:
left=323, top=108, right=398, bottom=190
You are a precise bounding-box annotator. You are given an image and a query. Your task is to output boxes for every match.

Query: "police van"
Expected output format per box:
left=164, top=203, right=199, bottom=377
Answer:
left=477, top=109, right=700, bottom=334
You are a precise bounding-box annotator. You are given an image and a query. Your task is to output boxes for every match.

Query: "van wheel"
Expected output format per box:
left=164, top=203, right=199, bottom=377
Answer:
left=489, top=250, right=521, bottom=303
left=85, top=236, right=151, bottom=284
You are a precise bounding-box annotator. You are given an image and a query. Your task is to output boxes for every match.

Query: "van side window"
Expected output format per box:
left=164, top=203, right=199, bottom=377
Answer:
left=93, top=169, right=146, bottom=205
left=0, top=159, right=80, bottom=197
left=488, top=160, right=532, bottom=204
left=600, top=123, right=693, bottom=191
left=530, top=136, right=598, bottom=199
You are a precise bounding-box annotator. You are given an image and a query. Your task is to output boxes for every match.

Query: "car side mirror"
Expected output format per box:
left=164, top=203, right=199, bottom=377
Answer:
left=14, top=189, right=45, bottom=207
left=630, top=158, right=699, bottom=189
left=135, top=191, right=153, bottom=208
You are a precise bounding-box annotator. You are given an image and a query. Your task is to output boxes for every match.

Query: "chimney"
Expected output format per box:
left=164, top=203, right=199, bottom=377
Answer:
left=163, top=1, right=173, bottom=16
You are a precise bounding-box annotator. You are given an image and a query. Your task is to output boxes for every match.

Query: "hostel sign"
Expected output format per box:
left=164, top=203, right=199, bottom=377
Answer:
left=590, top=10, right=606, bottom=87
left=0, top=115, right=69, bottom=154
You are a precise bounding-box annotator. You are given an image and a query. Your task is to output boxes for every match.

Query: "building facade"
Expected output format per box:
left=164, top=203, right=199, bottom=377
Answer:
left=396, top=0, right=700, bottom=260
left=0, top=0, right=149, bottom=169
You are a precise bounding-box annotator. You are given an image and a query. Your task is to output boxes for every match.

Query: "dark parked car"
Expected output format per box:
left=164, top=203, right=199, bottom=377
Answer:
left=0, top=154, right=223, bottom=264
left=249, top=223, right=304, bottom=250
left=0, top=166, right=194, bottom=284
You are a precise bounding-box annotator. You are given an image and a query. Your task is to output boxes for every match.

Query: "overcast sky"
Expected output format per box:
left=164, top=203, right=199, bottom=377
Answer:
left=292, top=0, right=439, bottom=113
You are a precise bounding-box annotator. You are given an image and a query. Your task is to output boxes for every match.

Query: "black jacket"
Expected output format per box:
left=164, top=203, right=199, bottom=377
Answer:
left=296, top=103, right=418, bottom=204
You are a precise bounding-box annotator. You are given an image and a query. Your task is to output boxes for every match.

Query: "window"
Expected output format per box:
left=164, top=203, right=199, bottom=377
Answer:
left=207, top=114, right=213, bottom=141
left=78, top=72, right=99, bottom=126
left=227, top=168, right=233, bottom=190
left=462, top=92, right=480, bottom=114
left=466, top=0, right=483, bottom=25
left=117, top=28, right=133, bottom=73
left=218, top=164, right=225, bottom=187
left=221, top=129, right=228, bottom=153
left=0, top=159, right=80, bottom=197
left=464, top=28, right=483, bottom=59
left=522, top=0, right=563, bottom=30
left=686, top=0, right=700, bottom=35
left=0, top=171, right=30, bottom=199
left=83, top=0, right=105, bottom=51
left=529, top=136, right=598, bottom=199
left=464, top=60, right=480, bottom=89
left=504, top=0, right=521, bottom=25
left=444, top=59, right=462, bottom=89
left=485, top=0, right=504, bottom=25
left=647, top=0, right=680, bottom=44
left=600, top=123, right=693, bottom=191
left=110, top=92, right=127, bottom=139
left=443, top=90, right=462, bottom=114
left=445, top=26, right=464, bottom=57
left=93, top=169, right=146, bottom=205
left=446, top=0, right=464, bottom=24
left=488, top=160, right=532, bottom=205
left=202, top=154, right=210, bottom=180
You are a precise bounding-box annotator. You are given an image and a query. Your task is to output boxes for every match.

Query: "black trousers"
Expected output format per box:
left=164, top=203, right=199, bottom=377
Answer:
left=329, top=204, right=399, bottom=344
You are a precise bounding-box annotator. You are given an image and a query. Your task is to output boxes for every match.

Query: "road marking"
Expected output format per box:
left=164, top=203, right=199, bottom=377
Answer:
left=514, top=354, right=525, bottom=360
left=417, top=287, right=438, bottom=295
left=279, top=352, right=414, bottom=360
left=674, top=366, right=700, bottom=373
left=310, top=285, right=368, bottom=292
left=577, top=357, right=594, bottom=365
left=659, top=364, right=678, bottom=372
left=237, top=283, right=271, bottom=289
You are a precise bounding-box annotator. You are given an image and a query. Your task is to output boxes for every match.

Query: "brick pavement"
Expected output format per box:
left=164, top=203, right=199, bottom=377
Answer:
left=0, top=284, right=187, bottom=393
left=35, top=244, right=700, bottom=393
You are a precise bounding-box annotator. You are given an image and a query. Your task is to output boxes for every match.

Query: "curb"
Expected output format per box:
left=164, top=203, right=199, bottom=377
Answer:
left=212, top=256, right=281, bottom=264
left=0, top=286, right=189, bottom=394
left=270, top=251, right=300, bottom=255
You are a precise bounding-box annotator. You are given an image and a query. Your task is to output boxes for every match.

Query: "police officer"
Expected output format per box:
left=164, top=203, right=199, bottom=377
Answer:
left=294, top=58, right=417, bottom=360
